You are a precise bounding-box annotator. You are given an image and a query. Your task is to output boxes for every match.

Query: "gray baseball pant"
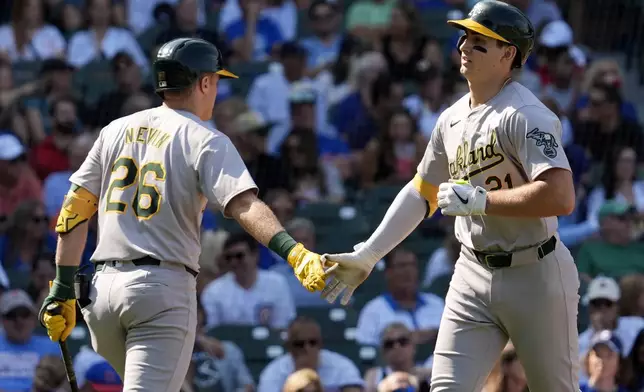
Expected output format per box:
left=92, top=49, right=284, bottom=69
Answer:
left=430, top=238, right=581, bottom=392
left=80, top=260, right=197, bottom=392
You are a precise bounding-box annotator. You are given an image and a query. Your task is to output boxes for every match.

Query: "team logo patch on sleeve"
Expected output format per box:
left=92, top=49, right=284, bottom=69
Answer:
left=527, top=128, right=558, bottom=158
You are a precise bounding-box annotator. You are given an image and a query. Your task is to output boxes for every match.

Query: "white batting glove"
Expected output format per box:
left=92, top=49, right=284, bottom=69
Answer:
left=437, top=180, right=487, bottom=216
left=320, top=242, right=379, bottom=306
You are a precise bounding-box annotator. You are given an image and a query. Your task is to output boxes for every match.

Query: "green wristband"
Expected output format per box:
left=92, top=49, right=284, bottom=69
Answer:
left=268, top=231, right=298, bottom=260
left=50, top=265, right=77, bottom=300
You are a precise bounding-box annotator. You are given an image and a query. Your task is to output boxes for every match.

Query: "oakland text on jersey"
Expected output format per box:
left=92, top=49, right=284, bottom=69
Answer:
left=448, top=129, right=505, bottom=180
left=124, top=126, right=171, bottom=148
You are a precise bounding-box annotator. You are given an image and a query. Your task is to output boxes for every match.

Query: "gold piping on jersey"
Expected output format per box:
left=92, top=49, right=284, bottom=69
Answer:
left=56, top=186, right=98, bottom=234
left=125, top=127, right=171, bottom=148
left=448, top=129, right=506, bottom=180
left=412, top=174, right=439, bottom=217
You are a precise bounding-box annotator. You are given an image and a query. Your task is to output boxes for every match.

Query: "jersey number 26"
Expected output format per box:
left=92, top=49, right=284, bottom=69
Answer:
left=105, top=157, right=166, bottom=219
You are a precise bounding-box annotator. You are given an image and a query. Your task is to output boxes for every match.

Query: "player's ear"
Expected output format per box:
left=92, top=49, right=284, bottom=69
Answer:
left=504, top=45, right=517, bottom=63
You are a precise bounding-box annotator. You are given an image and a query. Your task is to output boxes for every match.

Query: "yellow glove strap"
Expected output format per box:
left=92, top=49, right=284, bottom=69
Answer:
left=286, top=243, right=305, bottom=270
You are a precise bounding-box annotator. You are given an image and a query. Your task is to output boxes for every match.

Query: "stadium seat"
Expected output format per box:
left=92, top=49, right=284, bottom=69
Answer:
left=297, top=307, right=360, bottom=342
left=324, top=341, right=378, bottom=372
left=297, top=202, right=370, bottom=253
left=207, top=325, right=286, bottom=362
left=425, top=273, right=452, bottom=299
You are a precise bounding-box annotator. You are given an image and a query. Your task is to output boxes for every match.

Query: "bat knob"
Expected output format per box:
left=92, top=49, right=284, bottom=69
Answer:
left=47, top=303, right=63, bottom=316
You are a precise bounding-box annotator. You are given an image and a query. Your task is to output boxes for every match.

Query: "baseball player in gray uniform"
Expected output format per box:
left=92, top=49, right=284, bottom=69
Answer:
left=320, top=2, right=581, bottom=391
left=38, top=38, right=333, bottom=392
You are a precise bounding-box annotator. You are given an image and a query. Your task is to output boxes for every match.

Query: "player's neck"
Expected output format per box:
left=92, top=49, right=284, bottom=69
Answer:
left=468, top=76, right=512, bottom=109
left=163, top=102, right=203, bottom=119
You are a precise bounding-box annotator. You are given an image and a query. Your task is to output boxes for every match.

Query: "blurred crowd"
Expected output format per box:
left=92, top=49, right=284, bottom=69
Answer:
left=0, top=0, right=644, bottom=391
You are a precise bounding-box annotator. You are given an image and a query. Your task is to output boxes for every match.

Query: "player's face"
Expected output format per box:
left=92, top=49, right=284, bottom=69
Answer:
left=459, top=31, right=515, bottom=81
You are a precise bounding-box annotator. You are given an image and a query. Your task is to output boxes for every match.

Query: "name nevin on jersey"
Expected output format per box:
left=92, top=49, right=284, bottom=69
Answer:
left=124, top=126, right=171, bottom=148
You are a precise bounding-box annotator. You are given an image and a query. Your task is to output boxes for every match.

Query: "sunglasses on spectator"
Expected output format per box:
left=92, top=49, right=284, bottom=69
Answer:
left=224, top=251, right=247, bottom=262
left=31, top=216, right=48, bottom=224
left=291, top=338, right=320, bottom=349
left=3, top=308, right=32, bottom=320
left=383, top=336, right=411, bottom=350
left=589, top=299, right=615, bottom=308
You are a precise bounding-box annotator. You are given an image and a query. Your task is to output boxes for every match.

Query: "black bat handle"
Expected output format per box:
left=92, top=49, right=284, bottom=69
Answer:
left=46, top=303, right=80, bottom=392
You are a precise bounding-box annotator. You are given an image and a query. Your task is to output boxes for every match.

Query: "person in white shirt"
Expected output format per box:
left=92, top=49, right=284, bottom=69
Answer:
left=67, top=0, right=149, bottom=72
left=200, top=232, right=296, bottom=329
left=0, top=0, right=66, bottom=62
left=355, top=246, right=444, bottom=346
left=578, top=276, right=644, bottom=383
left=258, top=316, right=364, bottom=392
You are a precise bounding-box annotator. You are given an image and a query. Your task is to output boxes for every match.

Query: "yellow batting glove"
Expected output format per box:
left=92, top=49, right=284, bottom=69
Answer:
left=287, top=243, right=333, bottom=292
left=39, top=280, right=77, bottom=342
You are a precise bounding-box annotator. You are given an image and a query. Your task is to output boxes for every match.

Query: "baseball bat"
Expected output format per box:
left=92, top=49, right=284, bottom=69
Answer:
left=46, top=303, right=80, bottom=392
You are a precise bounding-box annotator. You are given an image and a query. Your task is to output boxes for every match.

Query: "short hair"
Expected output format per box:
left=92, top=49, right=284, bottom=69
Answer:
left=287, top=315, right=319, bottom=332
left=285, top=217, right=315, bottom=235
left=223, top=231, right=258, bottom=252
left=380, top=322, right=411, bottom=341
left=383, top=246, right=414, bottom=269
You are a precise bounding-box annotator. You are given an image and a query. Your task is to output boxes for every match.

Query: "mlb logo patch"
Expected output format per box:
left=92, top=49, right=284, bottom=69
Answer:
left=158, top=71, right=167, bottom=88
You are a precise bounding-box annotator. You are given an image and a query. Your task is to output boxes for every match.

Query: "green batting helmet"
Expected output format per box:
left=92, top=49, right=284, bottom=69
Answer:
left=448, top=0, right=535, bottom=68
left=153, top=38, right=237, bottom=97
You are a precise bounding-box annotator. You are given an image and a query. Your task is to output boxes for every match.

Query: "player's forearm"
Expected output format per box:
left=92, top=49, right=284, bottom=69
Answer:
left=55, top=222, right=89, bottom=268
left=485, top=179, right=575, bottom=217
left=359, top=182, right=427, bottom=263
left=227, top=190, right=287, bottom=246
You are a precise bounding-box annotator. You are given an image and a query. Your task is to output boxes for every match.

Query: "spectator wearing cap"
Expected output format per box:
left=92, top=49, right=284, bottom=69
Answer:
left=258, top=317, right=364, bottom=392
left=67, top=0, right=149, bottom=72
left=224, top=0, right=284, bottom=62
left=248, top=41, right=330, bottom=155
left=91, top=51, right=158, bottom=128
left=403, top=65, right=449, bottom=139
left=578, top=277, right=644, bottom=368
left=231, top=110, right=292, bottom=198
left=575, top=201, right=644, bottom=282
left=581, top=330, right=630, bottom=392
left=73, top=347, right=123, bottom=392
left=0, top=290, right=59, bottom=391
left=299, top=0, right=343, bottom=72
left=0, top=0, right=66, bottom=62
left=200, top=232, right=296, bottom=329
left=0, top=133, right=42, bottom=219
left=537, top=20, right=586, bottom=114
left=23, top=58, right=77, bottom=140
left=346, top=0, right=396, bottom=45
left=355, top=246, right=444, bottom=346
left=286, top=83, right=348, bottom=202
left=29, top=96, right=81, bottom=180
left=154, top=0, right=229, bottom=59
left=572, top=82, right=644, bottom=164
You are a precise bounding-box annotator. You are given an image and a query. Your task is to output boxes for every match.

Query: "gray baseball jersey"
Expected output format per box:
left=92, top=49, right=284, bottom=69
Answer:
left=70, top=105, right=258, bottom=271
left=417, top=81, right=571, bottom=252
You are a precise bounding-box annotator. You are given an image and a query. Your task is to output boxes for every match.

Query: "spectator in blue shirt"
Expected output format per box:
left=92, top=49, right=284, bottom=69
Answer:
left=299, top=0, right=343, bottom=72
left=225, top=0, right=284, bottom=62
left=580, top=330, right=630, bottom=392
left=0, top=289, right=59, bottom=391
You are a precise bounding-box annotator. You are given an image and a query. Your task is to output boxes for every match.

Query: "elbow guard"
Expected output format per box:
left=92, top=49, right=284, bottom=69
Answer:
left=412, top=174, right=439, bottom=217
left=55, top=186, right=99, bottom=234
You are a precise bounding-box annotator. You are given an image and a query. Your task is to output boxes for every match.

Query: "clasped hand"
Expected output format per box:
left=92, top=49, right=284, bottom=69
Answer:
left=437, top=180, right=487, bottom=216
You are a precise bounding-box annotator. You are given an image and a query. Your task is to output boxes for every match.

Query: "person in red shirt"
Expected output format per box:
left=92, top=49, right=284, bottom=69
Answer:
left=0, top=133, right=43, bottom=225
left=28, top=97, right=79, bottom=180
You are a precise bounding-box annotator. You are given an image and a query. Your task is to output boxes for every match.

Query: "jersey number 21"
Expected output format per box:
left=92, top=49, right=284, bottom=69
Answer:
left=105, top=157, right=166, bottom=220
